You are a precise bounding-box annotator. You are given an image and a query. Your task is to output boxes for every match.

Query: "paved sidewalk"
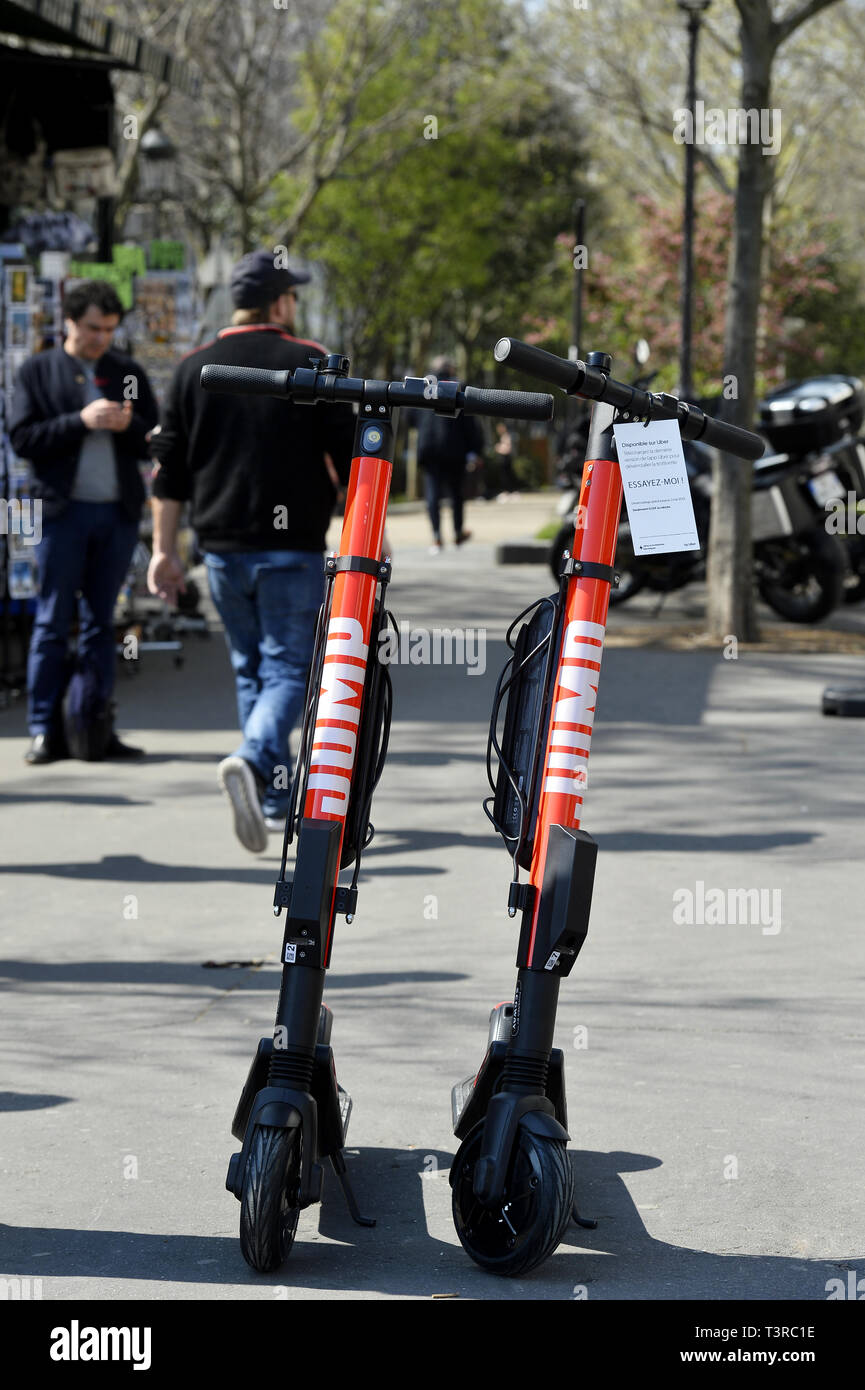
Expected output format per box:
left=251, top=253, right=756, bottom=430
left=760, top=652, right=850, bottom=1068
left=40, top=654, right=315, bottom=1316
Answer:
left=1, top=504, right=864, bottom=1300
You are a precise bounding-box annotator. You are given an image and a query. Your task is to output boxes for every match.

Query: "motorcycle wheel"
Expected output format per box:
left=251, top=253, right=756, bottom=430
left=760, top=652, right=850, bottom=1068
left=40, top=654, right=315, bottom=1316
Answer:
left=548, top=526, right=644, bottom=604
left=842, top=540, right=865, bottom=604
left=239, top=1125, right=301, bottom=1273
left=451, top=1122, right=575, bottom=1277
left=757, top=529, right=845, bottom=623
left=608, top=566, right=644, bottom=605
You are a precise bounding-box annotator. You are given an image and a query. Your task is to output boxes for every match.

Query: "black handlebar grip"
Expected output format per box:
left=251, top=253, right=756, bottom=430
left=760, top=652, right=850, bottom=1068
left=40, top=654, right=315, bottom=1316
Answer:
left=200, top=364, right=292, bottom=397
left=461, top=385, right=554, bottom=421
left=493, top=337, right=582, bottom=392
left=697, top=412, right=764, bottom=461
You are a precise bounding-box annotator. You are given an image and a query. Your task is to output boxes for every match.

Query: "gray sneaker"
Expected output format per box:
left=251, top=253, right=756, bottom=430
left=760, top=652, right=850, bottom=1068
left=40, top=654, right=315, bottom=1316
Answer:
left=218, top=756, right=268, bottom=854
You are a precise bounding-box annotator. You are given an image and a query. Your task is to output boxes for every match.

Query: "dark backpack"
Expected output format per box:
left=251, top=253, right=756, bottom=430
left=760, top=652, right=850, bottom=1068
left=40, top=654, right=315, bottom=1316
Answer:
left=62, top=662, right=112, bottom=761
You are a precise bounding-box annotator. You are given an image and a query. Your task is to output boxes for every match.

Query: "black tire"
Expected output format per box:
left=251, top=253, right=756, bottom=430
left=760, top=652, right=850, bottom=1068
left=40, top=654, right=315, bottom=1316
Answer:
left=842, top=540, right=865, bottom=604
left=451, top=1122, right=575, bottom=1277
left=609, top=525, right=644, bottom=605
left=757, top=528, right=845, bottom=623
left=843, top=574, right=865, bottom=605
left=239, top=1124, right=301, bottom=1273
left=607, top=564, right=644, bottom=605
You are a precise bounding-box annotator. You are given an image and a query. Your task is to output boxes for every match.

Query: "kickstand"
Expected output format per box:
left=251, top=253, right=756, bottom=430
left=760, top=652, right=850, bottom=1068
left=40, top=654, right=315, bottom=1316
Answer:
left=330, top=1149, right=376, bottom=1227
left=572, top=1202, right=598, bottom=1230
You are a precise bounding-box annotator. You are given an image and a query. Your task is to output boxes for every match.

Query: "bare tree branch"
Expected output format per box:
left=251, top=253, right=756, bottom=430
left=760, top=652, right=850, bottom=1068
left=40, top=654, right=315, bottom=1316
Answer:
left=772, top=0, right=842, bottom=49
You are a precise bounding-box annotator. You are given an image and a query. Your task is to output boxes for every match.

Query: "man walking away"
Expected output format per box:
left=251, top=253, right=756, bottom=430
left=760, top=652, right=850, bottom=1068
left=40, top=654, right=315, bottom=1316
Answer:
left=147, top=250, right=354, bottom=853
left=415, top=356, right=483, bottom=554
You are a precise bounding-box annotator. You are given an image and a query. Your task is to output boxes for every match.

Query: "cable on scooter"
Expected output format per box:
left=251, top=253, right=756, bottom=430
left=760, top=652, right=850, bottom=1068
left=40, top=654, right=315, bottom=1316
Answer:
left=483, top=591, right=561, bottom=884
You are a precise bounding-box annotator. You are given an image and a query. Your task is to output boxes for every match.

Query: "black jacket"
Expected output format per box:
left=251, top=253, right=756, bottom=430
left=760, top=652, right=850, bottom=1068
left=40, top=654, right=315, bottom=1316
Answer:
left=9, top=346, right=159, bottom=521
left=150, top=324, right=356, bottom=552
left=414, top=410, right=484, bottom=469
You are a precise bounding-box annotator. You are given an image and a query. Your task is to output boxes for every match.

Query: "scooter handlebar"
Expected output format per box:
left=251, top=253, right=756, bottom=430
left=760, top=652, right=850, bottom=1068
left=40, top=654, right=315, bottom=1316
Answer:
left=460, top=385, right=553, bottom=421
left=494, top=337, right=764, bottom=461
left=200, top=363, right=554, bottom=421
left=200, top=364, right=291, bottom=396
left=695, top=413, right=765, bottom=461
left=493, top=338, right=582, bottom=392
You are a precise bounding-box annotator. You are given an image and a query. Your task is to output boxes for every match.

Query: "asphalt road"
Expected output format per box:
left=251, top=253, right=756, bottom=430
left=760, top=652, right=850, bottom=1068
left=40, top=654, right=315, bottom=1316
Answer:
left=1, top=504, right=864, bottom=1301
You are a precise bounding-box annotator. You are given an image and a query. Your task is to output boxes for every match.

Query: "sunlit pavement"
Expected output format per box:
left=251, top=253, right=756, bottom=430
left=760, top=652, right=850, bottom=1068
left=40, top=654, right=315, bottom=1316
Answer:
left=1, top=494, right=863, bottom=1300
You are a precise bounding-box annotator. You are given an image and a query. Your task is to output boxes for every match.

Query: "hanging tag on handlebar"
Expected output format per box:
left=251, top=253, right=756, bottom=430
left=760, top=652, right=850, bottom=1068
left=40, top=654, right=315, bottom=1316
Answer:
left=612, top=418, right=700, bottom=556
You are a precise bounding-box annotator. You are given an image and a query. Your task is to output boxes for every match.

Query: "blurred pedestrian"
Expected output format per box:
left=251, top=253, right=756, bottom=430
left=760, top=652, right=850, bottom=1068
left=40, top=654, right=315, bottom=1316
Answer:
left=10, top=279, right=158, bottom=764
left=493, top=421, right=519, bottom=499
left=415, top=356, right=483, bottom=554
left=147, top=250, right=354, bottom=853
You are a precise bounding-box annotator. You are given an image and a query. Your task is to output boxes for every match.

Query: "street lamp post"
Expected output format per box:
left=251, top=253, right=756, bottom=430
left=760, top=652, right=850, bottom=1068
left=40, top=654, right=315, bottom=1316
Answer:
left=139, top=126, right=177, bottom=242
left=570, top=196, right=585, bottom=366
left=677, top=0, right=711, bottom=403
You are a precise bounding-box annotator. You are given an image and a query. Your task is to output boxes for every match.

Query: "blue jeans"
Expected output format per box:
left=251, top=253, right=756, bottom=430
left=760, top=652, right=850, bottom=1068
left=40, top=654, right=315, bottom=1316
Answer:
left=28, top=500, right=139, bottom=736
left=205, top=549, right=324, bottom=817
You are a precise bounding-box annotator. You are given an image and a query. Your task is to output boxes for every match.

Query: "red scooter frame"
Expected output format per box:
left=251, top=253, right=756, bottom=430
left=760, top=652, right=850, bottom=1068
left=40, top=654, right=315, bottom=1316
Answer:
left=200, top=353, right=554, bottom=1272
left=450, top=340, right=764, bottom=1277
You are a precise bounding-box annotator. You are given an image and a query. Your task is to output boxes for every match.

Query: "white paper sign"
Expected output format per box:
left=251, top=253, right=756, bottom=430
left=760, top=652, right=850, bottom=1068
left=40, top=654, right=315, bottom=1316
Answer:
left=613, top=418, right=700, bottom=555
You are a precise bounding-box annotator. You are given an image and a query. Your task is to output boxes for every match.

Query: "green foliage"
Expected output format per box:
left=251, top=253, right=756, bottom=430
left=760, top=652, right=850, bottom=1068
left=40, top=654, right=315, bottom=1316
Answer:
left=525, top=189, right=865, bottom=398
left=278, top=0, right=587, bottom=376
left=512, top=452, right=546, bottom=490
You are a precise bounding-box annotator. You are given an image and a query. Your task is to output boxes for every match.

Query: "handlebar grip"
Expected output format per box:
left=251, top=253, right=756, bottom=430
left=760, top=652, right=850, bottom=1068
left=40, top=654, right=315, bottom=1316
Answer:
left=696, top=412, right=764, bottom=461
left=461, top=385, right=554, bottom=421
left=493, top=337, right=581, bottom=392
left=200, top=364, right=291, bottom=397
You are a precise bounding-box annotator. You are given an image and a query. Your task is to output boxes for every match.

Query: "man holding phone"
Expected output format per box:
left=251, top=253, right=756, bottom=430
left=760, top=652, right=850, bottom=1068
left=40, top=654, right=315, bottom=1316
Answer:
left=10, top=279, right=159, bottom=764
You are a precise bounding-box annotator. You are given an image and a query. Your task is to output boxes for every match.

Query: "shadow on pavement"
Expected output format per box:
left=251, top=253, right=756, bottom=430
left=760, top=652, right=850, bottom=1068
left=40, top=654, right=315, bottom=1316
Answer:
left=596, top=830, right=818, bottom=854
left=361, top=828, right=500, bottom=856
left=0, top=854, right=442, bottom=885
left=0, top=792, right=151, bottom=808
left=0, top=855, right=283, bottom=885
left=559, top=1148, right=864, bottom=1300
left=0, top=1092, right=72, bottom=1111
left=1, top=1146, right=859, bottom=1299
left=0, top=959, right=465, bottom=993
left=387, top=646, right=718, bottom=729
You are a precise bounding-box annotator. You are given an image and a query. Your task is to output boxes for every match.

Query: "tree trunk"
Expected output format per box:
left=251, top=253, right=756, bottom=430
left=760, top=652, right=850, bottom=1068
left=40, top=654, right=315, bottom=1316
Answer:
left=706, top=3, right=774, bottom=642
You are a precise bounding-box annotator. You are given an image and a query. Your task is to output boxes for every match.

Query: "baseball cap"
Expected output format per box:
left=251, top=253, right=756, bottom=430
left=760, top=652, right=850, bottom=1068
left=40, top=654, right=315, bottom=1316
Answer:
left=230, top=250, right=311, bottom=309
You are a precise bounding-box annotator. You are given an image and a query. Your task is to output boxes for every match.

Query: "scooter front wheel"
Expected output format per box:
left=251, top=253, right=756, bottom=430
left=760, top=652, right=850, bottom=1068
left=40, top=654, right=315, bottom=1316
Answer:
left=239, top=1125, right=301, bottom=1273
left=451, top=1122, right=575, bottom=1277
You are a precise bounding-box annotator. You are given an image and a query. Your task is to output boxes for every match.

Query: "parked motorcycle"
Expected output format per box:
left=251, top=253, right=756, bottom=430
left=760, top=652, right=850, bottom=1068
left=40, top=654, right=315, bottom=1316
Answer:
left=548, top=375, right=853, bottom=623
left=759, top=374, right=865, bottom=605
